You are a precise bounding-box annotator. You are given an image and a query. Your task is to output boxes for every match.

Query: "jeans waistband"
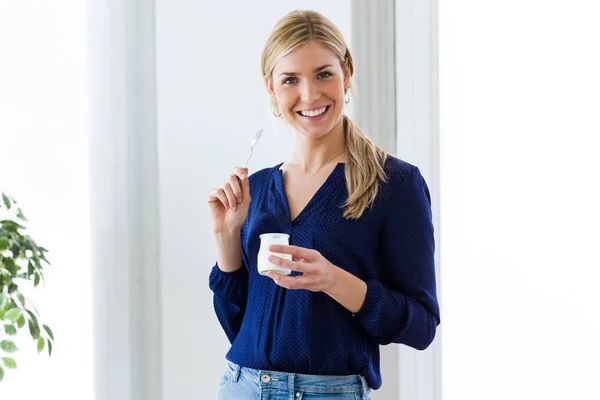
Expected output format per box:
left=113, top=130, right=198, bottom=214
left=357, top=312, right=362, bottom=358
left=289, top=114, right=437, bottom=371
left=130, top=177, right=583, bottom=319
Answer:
left=226, top=361, right=368, bottom=394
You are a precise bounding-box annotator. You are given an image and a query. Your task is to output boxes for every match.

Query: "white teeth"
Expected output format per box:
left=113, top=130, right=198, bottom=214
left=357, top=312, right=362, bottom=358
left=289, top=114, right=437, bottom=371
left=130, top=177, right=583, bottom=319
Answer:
left=300, top=106, right=327, bottom=117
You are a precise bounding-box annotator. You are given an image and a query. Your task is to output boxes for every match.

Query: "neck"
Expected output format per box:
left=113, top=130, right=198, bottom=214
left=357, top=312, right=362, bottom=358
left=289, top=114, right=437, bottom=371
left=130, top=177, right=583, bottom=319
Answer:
left=292, top=117, right=346, bottom=172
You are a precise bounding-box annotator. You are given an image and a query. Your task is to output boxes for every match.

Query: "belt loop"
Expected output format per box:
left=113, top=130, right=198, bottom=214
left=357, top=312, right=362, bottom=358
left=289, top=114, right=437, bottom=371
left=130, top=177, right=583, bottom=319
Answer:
left=231, top=363, right=241, bottom=382
left=358, top=375, right=369, bottom=400
left=288, top=373, right=295, bottom=399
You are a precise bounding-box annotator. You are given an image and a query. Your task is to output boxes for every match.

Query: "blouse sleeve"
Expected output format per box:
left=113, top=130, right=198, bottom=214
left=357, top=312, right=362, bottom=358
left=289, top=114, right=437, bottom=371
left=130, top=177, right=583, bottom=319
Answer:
left=208, top=263, right=248, bottom=343
left=354, top=166, right=440, bottom=349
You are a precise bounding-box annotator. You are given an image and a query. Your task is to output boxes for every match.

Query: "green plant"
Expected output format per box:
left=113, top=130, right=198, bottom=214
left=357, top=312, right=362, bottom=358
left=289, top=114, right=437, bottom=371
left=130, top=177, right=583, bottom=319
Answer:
left=0, top=192, right=54, bottom=382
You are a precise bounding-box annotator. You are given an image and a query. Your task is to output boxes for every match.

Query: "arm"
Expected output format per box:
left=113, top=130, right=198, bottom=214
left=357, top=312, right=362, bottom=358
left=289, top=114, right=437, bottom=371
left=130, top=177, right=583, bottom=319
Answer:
left=207, top=167, right=252, bottom=342
left=324, top=267, right=367, bottom=313
left=215, top=230, right=243, bottom=272
left=353, top=166, right=440, bottom=349
left=209, top=265, right=248, bottom=343
left=208, top=230, right=248, bottom=343
left=265, top=166, right=440, bottom=349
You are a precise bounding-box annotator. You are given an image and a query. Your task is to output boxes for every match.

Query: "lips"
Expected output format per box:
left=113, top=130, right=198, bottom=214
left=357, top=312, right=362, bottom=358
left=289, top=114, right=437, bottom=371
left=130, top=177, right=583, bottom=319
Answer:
left=296, top=105, right=331, bottom=119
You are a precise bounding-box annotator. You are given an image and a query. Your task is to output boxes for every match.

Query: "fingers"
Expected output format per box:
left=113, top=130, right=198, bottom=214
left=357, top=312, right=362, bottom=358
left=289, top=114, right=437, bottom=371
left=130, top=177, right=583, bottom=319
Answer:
left=227, top=174, right=243, bottom=203
left=207, top=187, right=230, bottom=209
left=220, top=182, right=238, bottom=211
left=268, top=255, right=311, bottom=273
left=207, top=167, right=250, bottom=210
left=266, top=272, right=312, bottom=290
left=240, top=172, right=250, bottom=201
left=268, top=245, right=319, bottom=262
left=232, top=167, right=248, bottom=180
left=229, top=167, right=250, bottom=205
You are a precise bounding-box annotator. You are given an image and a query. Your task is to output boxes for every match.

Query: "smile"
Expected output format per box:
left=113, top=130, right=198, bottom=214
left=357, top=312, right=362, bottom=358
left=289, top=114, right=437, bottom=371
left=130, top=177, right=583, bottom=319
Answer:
left=297, top=105, right=330, bottom=118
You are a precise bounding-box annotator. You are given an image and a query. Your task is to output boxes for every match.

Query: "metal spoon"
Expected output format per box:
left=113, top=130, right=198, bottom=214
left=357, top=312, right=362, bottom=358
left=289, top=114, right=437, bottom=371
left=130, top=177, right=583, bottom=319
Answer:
left=243, top=129, right=263, bottom=168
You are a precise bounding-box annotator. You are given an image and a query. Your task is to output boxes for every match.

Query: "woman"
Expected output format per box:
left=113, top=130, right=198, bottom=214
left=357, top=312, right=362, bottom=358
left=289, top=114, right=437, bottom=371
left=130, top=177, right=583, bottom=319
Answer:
left=207, top=10, right=440, bottom=400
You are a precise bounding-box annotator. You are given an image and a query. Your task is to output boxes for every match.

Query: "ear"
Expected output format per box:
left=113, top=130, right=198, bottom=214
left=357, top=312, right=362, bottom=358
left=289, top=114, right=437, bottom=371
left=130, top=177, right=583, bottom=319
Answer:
left=264, top=75, right=276, bottom=98
left=343, top=66, right=351, bottom=91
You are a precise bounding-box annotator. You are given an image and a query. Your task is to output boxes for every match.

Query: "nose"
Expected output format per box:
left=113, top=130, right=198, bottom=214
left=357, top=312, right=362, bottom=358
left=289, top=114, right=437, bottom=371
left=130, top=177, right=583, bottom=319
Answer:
left=299, top=80, right=320, bottom=103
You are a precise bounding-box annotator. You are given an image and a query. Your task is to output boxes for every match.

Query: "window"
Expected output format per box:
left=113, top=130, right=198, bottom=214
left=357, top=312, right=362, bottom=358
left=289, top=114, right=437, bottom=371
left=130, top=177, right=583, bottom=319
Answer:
left=439, top=2, right=600, bottom=398
left=0, top=2, right=93, bottom=398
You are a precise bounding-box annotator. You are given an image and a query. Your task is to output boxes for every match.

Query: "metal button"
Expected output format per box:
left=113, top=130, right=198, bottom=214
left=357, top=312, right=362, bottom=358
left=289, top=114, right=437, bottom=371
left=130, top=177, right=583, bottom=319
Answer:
left=296, top=392, right=301, bottom=397
left=261, top=374, right=271, bottom=383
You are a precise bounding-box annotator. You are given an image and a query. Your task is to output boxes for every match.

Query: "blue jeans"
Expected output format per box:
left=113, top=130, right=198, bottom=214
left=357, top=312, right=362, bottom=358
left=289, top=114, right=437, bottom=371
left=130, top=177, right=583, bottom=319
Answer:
left=216, top=361, right=372, bottom=400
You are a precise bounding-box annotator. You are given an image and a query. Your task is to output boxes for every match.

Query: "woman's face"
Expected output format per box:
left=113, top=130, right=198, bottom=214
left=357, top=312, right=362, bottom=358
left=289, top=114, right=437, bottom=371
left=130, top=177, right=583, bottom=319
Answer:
left=267, top=41, right=350, bottom=139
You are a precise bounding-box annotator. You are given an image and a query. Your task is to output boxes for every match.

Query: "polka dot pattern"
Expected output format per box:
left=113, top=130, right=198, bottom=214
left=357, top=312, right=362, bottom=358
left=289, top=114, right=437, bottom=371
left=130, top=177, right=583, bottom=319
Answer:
left=208, top=155, right=440, bottom=390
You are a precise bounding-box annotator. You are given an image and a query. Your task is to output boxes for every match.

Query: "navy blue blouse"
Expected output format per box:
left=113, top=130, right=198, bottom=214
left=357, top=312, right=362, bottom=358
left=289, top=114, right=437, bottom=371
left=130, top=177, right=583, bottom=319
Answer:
left=209, top=155, right=440, bottom=390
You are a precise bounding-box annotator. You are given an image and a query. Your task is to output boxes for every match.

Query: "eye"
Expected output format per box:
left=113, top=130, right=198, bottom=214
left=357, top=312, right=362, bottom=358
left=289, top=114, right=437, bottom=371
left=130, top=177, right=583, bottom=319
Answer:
left=317, top=71, right=333, bottom=79
left=282, top=77, right=297, bottom=85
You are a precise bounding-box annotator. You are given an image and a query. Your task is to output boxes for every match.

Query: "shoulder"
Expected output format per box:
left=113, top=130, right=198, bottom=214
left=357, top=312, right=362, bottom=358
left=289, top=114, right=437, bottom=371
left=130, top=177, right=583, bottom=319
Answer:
left=382, top=155, right=422, bottom=188
left=247, top=162, right=283, bottom=191
left=247, top=165, right=274, bottom=183
left=379, top=155, right=430, bottom=205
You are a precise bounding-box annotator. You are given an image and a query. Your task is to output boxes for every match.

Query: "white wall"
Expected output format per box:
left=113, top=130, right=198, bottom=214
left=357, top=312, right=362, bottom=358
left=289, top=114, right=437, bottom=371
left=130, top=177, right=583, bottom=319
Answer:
left=394, top=0, right=441, bottom=399
left=0, top=1, right=93, bottom=398
left=154, top=1, right=351, bottom=397
left=439, top=1, right=600, bottom=399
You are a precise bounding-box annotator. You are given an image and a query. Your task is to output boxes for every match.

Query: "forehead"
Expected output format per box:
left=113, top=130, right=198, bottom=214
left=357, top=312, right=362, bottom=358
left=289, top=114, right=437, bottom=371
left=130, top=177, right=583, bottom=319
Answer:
left=273, top=41, right=341, bottom=75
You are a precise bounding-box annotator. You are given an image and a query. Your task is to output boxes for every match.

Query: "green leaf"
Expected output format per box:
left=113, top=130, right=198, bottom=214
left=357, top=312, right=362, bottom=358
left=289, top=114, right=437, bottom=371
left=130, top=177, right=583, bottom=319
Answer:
left=34, top=273, right=40, bottom=287
left=0, top=365, right=4, bottom=381
left=4, top=325, right=17, bottom=335
left=4, top=308, right=21, bottom=323
left=43, top=324, right=54, bottom=341
left=0, top=293, right=6, bottom=311
left=2, top=193, right=10, bottom=209
left=16, top=208, right=27, bottom=221
left=16, top=315, right=26, bottom=329
left=28, top=320, right=40, bottom=340
left=8, top=283, right=18, bottom=294
left=48, top=340, right=53, bottom=357
left=39, top=252, right=50, bottom=264
left=2, top=357, right=16, bottom=369
left=26, top=309, right=38, bottom=324
left=37, top=337, right=45, bottom=353
left=0, top=340, right=18, bottom=353
left=4, top=258, right=18, bottom=275
left=17, top=293, right=25, bottom=306
left=11, top=242, right=20, bottom=256
left=0, top=236, right=9, bottom=251
left=0, top=220, right=24, bottom=232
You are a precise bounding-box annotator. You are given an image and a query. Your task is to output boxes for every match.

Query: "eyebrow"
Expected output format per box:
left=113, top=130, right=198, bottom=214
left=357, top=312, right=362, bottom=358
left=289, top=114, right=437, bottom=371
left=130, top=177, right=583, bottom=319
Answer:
left=278, top=64, right=333, bottom=77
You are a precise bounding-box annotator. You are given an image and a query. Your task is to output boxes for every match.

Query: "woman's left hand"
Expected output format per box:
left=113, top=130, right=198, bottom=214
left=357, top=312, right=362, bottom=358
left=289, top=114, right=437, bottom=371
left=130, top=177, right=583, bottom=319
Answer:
left=266, top=244, right=337, bottom=292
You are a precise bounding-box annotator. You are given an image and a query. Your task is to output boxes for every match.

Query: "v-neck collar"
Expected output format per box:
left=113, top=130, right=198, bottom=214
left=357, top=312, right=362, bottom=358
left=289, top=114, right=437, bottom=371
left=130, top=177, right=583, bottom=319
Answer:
left=273, top=162, right=346, bottom=226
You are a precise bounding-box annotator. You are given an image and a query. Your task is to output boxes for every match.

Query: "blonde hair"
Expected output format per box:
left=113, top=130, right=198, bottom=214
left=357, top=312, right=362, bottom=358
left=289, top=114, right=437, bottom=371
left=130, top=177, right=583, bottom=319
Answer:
left=262, top=10, right=388, bottom=219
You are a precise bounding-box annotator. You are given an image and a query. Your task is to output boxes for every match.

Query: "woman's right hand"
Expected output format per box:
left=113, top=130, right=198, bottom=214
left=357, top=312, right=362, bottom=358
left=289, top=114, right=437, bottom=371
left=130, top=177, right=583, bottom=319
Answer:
left=207, top=167, right=251, bottom=234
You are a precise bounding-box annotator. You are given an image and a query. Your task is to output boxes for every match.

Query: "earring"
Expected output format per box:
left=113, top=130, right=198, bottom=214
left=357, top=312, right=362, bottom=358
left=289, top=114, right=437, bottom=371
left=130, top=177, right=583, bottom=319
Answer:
left=272, top=103, right=281, bottom=117
left=344, top=90, right=350, bottom=104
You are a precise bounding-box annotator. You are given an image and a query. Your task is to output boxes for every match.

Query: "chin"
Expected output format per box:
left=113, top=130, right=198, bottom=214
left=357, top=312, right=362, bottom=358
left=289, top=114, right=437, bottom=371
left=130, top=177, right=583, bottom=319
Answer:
left=291, top=113, right=343, bottom=139
left=295, top=126, right=333, bottom=139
